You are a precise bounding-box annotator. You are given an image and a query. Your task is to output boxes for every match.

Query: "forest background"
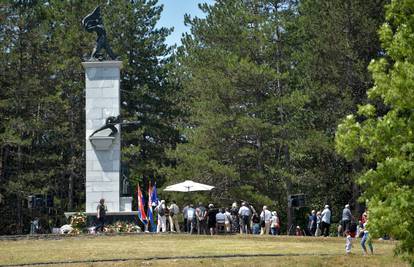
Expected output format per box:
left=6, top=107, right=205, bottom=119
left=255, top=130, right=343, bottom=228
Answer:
left=1, top=0, right=413, bottom=263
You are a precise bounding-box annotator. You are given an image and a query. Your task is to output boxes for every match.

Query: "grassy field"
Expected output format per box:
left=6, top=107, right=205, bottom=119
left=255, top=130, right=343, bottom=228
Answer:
left=0, top=234, right=408, bottom=266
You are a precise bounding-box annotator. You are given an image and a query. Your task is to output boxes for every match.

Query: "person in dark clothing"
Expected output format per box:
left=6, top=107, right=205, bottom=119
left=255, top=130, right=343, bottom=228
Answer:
left=196, top=202, right=208, bottom=235
left=310, top=210, right=317, bottom=236
left=96, top=198, right=107, bottom=232
left=251, top=212, right=261, bottom=234
left=207, top=204, right=219, bottom=235
left=342, top=204, right=353, bottom=235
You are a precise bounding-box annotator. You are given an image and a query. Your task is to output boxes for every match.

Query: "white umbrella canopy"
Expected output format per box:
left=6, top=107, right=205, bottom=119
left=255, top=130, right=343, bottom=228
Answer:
left=163, top=180, right=214, bottom=192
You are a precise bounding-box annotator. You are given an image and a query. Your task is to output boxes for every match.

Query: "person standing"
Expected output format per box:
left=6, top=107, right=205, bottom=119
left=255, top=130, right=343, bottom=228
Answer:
left=270, top=211, right=280, bottom=235
left=342, top=204, right=352, bottom=234
left=156, top=200, right=167, bottom=233
left=260, top=206, right=272, bottom=235
left=187, top=204, right=196, bottom=234
left=96, top=198, right=107, bottom=233
left=224, top=208, right=232, bottom=233
left=321, top=205, right=331, bottom=237
left=315, top=211, right=322, bottom=237
left=207, top=204, right=218, bottom=235
left=251, top=212, right=261, bottom=235
left=361, top=220, right=374, bottom=255
left=309, top=210, right=317, bottom=236
left=196, top=202, right=208, bottom=235
left=345, top=229, right=353, bottom=254
left=230, top=202, right=239, bottom=233
left=238, top=202, right=251, bottom=234
left=168, top=200, right=180, bottom=233
left=215, top=208, right=226, bottom=234
left=182, top=204, right=189, bottom=232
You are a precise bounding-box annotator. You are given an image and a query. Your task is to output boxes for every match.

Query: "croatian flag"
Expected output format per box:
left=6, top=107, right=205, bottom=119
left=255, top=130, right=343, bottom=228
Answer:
left=137, top=184, right=147, bottom=225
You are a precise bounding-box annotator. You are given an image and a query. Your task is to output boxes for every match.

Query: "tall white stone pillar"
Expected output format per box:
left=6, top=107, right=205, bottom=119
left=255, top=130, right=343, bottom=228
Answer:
left=83, top=61, right=122, bottom=213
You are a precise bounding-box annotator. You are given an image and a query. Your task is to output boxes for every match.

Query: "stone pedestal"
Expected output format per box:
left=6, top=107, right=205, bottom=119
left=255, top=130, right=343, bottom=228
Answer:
left=120, top=197, right=133, bottom=212
left=83, top=61, right=122, bottom=213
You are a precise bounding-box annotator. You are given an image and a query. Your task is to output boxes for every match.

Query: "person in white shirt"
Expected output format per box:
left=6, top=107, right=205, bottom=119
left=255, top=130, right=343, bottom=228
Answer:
left=345, top=229, right=352, bottom=254
left=224, top=208, right=232, bottom=233
left=260, top=206, right=272, bottom=235
left=215, top=208, right=226, bottom=233
left=156, top=200, right=167, bottom=233
left=186, top=204, right=195, bottom=234
left=238, top=202, right=251, bottom=234
left=321, top=204, right=331, bottom=237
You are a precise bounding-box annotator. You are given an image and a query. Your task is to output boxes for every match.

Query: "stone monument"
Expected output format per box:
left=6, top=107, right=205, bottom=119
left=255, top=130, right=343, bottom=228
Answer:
left=83, top=60, right=124, bottom=213
left=82, top=6, right=132, bottom=215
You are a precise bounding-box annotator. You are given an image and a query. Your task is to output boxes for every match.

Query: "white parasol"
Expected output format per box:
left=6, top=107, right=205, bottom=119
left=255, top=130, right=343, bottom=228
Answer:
left=163, top=180, right=214, bottom=192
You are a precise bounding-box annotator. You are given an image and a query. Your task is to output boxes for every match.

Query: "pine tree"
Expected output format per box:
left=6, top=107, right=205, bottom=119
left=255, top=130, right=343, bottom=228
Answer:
left=293, top=0, right=387, bottom=214
left=105, top=1, right=181, bottom=187
left=0, top=1, right=72, bottom=233
left=162, top=0, right=306, bottom=219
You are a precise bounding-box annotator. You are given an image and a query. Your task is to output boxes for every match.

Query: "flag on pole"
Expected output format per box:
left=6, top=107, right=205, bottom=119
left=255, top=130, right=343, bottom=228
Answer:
left=137, top=183, right=147, bottom=225
left=151, top=182, right=159, bottom=206
left=147, top=182, right=154, bottom=230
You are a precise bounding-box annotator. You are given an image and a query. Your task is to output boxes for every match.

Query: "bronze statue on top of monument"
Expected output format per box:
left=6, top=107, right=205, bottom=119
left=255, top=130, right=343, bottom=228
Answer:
left=82, top=6, right=118, bottom=61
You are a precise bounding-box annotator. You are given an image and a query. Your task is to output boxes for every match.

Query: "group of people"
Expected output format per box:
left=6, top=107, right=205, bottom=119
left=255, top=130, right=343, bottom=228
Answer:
left=96, top=198, right=374, bottom=255
left=154, top=200, right=281, bottom=236
left=344, top=207, right=373, bottom=255
left=307, top=205, right=333, bottom=237
left=305, top=204, right=373, bottom=255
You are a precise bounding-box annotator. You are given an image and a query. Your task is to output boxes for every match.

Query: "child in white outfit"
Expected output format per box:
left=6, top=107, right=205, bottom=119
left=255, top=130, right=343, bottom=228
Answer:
left=345, top=229, right=352, bottom=254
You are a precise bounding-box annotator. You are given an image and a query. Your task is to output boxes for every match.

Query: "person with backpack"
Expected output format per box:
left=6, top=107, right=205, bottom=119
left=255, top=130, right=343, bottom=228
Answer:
left=196, top=202, right=208, bottom=235
left=260, top=206, right=272, bottom=235
left=168, top=200, right=180, bottom=233
left=238, top=202, right=251, bottom=234
left=156, top=200, right=167, bottom=233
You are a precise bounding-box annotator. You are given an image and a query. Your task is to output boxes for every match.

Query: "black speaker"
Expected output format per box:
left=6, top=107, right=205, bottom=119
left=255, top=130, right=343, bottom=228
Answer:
left=35, top=195, right=44, bottom=208
left=289, top=194, right=306, bottom=208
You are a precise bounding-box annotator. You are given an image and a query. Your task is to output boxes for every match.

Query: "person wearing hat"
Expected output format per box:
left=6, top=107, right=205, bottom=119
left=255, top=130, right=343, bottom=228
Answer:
left=342, top=204, right=353, bottom=235
left=321, top=204, right=331, bottom=237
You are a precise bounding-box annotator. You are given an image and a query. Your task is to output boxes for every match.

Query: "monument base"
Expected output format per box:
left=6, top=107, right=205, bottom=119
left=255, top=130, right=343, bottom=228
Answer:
left=64, top=211, right=139, bottom=225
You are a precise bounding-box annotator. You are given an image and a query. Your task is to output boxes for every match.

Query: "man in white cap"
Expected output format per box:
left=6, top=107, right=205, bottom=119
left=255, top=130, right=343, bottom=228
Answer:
left=342, top=204, right=352, bottom=235
left=321, top=204, right=331, bottom=237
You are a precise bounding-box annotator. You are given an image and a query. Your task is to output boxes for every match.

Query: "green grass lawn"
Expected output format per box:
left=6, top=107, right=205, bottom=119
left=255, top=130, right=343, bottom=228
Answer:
left=0, top=234, right=408, bottom=266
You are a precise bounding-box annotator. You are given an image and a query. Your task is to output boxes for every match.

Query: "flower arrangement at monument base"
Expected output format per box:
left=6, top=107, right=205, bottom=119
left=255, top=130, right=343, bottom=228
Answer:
left=104, top=221, right=141, bottom=233
left=70, top=212, right=87, bottom=233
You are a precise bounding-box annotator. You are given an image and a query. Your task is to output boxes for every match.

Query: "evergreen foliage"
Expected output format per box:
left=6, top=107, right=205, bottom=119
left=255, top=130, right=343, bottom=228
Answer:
left=336, top=0, right=414, bottom=262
